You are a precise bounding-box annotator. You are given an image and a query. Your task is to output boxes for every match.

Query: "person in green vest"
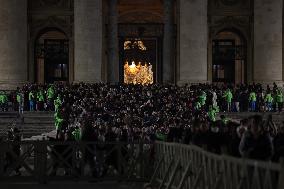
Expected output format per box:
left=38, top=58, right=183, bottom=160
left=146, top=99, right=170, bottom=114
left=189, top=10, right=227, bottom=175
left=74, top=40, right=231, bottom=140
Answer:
left=47, top=85, right=55, bottom=111
left=0, top=92, right=8, bottom=111
left=155, top=131, right=167, bottom=141
left=276, top=89, right=284, bottom=112
left=220, top=115, right=229, bottom=126
left=223, top=89, right=233, bottom=112
left=199, top=91, right=207, bottom=107
left=54, top=95, right=62, bottom=113
left=16, top=91, right=24, bottom=114
left=37, top=89, right=45, bottom=111
left=0, top=92, right=3, bottom=111
left=195, top=101, right=202, bottom=111
left=54, top=111, right=64, bottom=139
left=28, top=91, right=35, bottom=111
left=208, top=105, right=219, bottom=122
left=72, top=126, right=81, bottom=141
left=265, top=91, right=273, bottom=112
left=249, top=91, right=257, bottom=112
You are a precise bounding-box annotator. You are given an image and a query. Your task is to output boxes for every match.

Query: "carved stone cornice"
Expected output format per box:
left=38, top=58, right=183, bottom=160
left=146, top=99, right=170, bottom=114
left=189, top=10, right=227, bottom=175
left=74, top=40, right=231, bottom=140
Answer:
left=30, top=16, right=73, bottom=38
left=209, top=16, right=251, bottom=38
left=208, top=0, right=251, bottom=16
left=28, top=0, right=73, bottom=11
left=118, top=24, right=164, bottom=37
left=119, top=11, right=163, bottom=24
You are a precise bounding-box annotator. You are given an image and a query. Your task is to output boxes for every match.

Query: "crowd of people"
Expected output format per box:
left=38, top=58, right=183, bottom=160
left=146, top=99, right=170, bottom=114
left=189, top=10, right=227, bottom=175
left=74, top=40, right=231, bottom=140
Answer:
left=1, top=82, right=284, bottom=176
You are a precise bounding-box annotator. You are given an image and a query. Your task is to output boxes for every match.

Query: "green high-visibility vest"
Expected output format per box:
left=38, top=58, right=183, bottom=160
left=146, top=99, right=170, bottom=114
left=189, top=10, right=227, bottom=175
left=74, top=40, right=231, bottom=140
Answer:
left=224, top=90, right=233, bottom=103
left=72, top=129, right=81, bottom=141
left=16, top=94, right=21, bottom=103
left=0, top=95, right=3, bottom=104
left=276, top=92, right=284, bottom=103
left=29, top=92, right=34, bottom=101
left=55, top=117, right=64, bottom=130
left=54, top=97, right=62, bottom=112
left=199, top=92, right=207, bottom=106
left=208, top=109, right=217, bottom=122
left=265, top=94, right=273, bottom=103
left=156, top=133, right=167, bottom=141
left=249, top=92, right=256, bottom=102
left=47, top=87, right=54, bottom=99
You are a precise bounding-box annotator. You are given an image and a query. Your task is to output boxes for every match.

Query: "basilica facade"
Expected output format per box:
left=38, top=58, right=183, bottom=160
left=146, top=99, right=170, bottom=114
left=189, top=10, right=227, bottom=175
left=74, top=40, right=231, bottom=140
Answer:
left=0, top=0, right=283, bottom=89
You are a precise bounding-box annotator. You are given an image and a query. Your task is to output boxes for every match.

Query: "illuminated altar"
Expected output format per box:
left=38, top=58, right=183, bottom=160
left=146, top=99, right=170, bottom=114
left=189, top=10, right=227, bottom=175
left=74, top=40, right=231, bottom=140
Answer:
left=124, top=61, right=153, bottom=85
left=123, top=39, right=154, bottom=85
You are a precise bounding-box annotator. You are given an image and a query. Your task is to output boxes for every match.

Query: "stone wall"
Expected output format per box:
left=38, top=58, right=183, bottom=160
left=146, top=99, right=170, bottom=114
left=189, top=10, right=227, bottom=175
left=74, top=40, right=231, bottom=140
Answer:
left=178, top=0, right=208, bottom=84
left=254, top=0, right=283, bottom=84
left=0, top=0, right=27, bottom=89
left=74, top=0, right=103, bottom=82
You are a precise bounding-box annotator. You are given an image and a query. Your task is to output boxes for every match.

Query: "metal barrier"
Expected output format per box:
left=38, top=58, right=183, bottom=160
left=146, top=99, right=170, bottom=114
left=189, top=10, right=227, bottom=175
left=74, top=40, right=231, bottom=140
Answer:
left=0, top=141, right=154, bottom=183
left=1, top=140, right=284, bottom=188
left=147, top=142, right=284, bottom=189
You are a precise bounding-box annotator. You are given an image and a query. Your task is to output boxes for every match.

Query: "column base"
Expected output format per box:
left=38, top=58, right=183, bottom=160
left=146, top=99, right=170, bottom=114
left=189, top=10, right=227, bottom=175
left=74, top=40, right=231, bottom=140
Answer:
left=251, top=80, right=284, bottom=87
left=177, top=80, right=210, bottom=86
left=0, top=81, right=28, bottom=90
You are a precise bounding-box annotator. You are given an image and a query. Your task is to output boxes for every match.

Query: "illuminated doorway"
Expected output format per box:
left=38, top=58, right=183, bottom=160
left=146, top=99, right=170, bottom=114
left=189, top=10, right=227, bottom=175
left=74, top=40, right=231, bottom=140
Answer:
left=212, top=30, right=246, bottom=84
left=120, top=38, right=158, bottom=85
left=35, top=29, right=69, bottom=84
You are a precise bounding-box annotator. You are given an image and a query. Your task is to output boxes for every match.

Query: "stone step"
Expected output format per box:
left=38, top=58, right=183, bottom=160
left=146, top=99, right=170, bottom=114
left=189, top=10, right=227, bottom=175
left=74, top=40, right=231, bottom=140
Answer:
left=23, top=111, right=54, bottom=116
left=23, top=118, right=54, bottom=124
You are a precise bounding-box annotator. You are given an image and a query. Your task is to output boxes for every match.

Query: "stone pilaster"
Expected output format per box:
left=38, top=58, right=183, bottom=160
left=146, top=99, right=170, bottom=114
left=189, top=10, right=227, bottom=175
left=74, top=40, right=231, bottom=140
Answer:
left=177, top=0, right=208, bottom=85
left=163, top=0, right=174, bottom=83
left=0, top=0, right=27, bottom=89
left=254, top=0, right=283, bottom=85
left=107, top=0, right=119, bottom=83
left=74, top=0, right=103, bottom=83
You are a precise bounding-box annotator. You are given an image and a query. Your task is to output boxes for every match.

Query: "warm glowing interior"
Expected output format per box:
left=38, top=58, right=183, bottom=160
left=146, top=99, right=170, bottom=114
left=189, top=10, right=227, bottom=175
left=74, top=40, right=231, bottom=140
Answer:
left=124, top=61, right=153, bottom=85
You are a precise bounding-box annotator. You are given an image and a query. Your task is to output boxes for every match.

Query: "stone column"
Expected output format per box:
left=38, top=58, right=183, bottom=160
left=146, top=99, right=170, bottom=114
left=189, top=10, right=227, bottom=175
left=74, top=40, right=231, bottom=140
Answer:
left=163, top=0, right=174, bottom=83
left=74, top=0, right=103, bottom=83
left=107, top=0, right=119, bottom=84
left=0, top=0, right=27, bottom=89
left=178, top=0, right=208, bottom=85
left=254, top=0, right=283, bottom=84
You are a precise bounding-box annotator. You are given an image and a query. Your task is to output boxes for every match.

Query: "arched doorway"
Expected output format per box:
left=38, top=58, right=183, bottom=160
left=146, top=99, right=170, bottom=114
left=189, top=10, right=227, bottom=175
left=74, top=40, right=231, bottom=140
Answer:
left=118, top=24, right=163, bottom=84
left=212, top=30, right=246, bottom=84
left=35, top=28, right=69, bottom=84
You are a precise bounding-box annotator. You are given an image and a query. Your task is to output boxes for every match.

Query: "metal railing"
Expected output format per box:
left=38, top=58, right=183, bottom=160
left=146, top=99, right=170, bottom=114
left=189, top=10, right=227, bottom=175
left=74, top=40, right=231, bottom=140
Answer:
left=1, top=140, right=284, bottom=188
left=0, top=141, right=154, bottom=183
left=147, top=142, right=284, bottom=189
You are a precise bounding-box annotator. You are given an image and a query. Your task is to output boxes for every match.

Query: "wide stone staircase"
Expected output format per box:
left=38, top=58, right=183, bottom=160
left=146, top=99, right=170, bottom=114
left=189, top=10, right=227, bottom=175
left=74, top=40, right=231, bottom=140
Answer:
left=0, top=111, right=55, bottom=139
left=0, top=111, right=283, bottom=140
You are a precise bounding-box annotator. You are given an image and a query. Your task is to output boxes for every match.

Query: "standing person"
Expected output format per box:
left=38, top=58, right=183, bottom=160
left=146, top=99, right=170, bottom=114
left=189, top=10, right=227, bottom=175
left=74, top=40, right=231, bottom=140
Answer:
left=28, top=90, right=35, bottom=111
left=37, top=89, right=45, bottom=111
left=47, top=85, right=55, bottom=111
left=0, top=92, right=8, bottom=111
left=234, top=89, right=240, bottom=112
left=16, top=90, right=24, bottom=114
left=265, top=91, right=273, bottom=112
left=223, top=89, right=233, bottom=112
left=208, top=105, right=218, bottom=122
left=276, top=89, right=284, bottom=113
left=54, top=111, right=64, bottom=139
left=54, top=95, right=62, bottom=113
left=0, top=92, right=4, bottom=111
left=239, top=115, right=273, bottom=161
left=212, top=90, right=218, bottom=108
left=249, top=90, right=257, bottom=112
left=199, top=91, right=207, bottom=108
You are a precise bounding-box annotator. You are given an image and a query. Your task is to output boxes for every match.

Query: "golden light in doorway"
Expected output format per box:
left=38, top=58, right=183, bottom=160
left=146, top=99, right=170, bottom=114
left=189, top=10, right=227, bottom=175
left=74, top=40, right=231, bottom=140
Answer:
left=124, top=40, right=147, bottom=51
left=124, top=61, right=153, bottom=85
